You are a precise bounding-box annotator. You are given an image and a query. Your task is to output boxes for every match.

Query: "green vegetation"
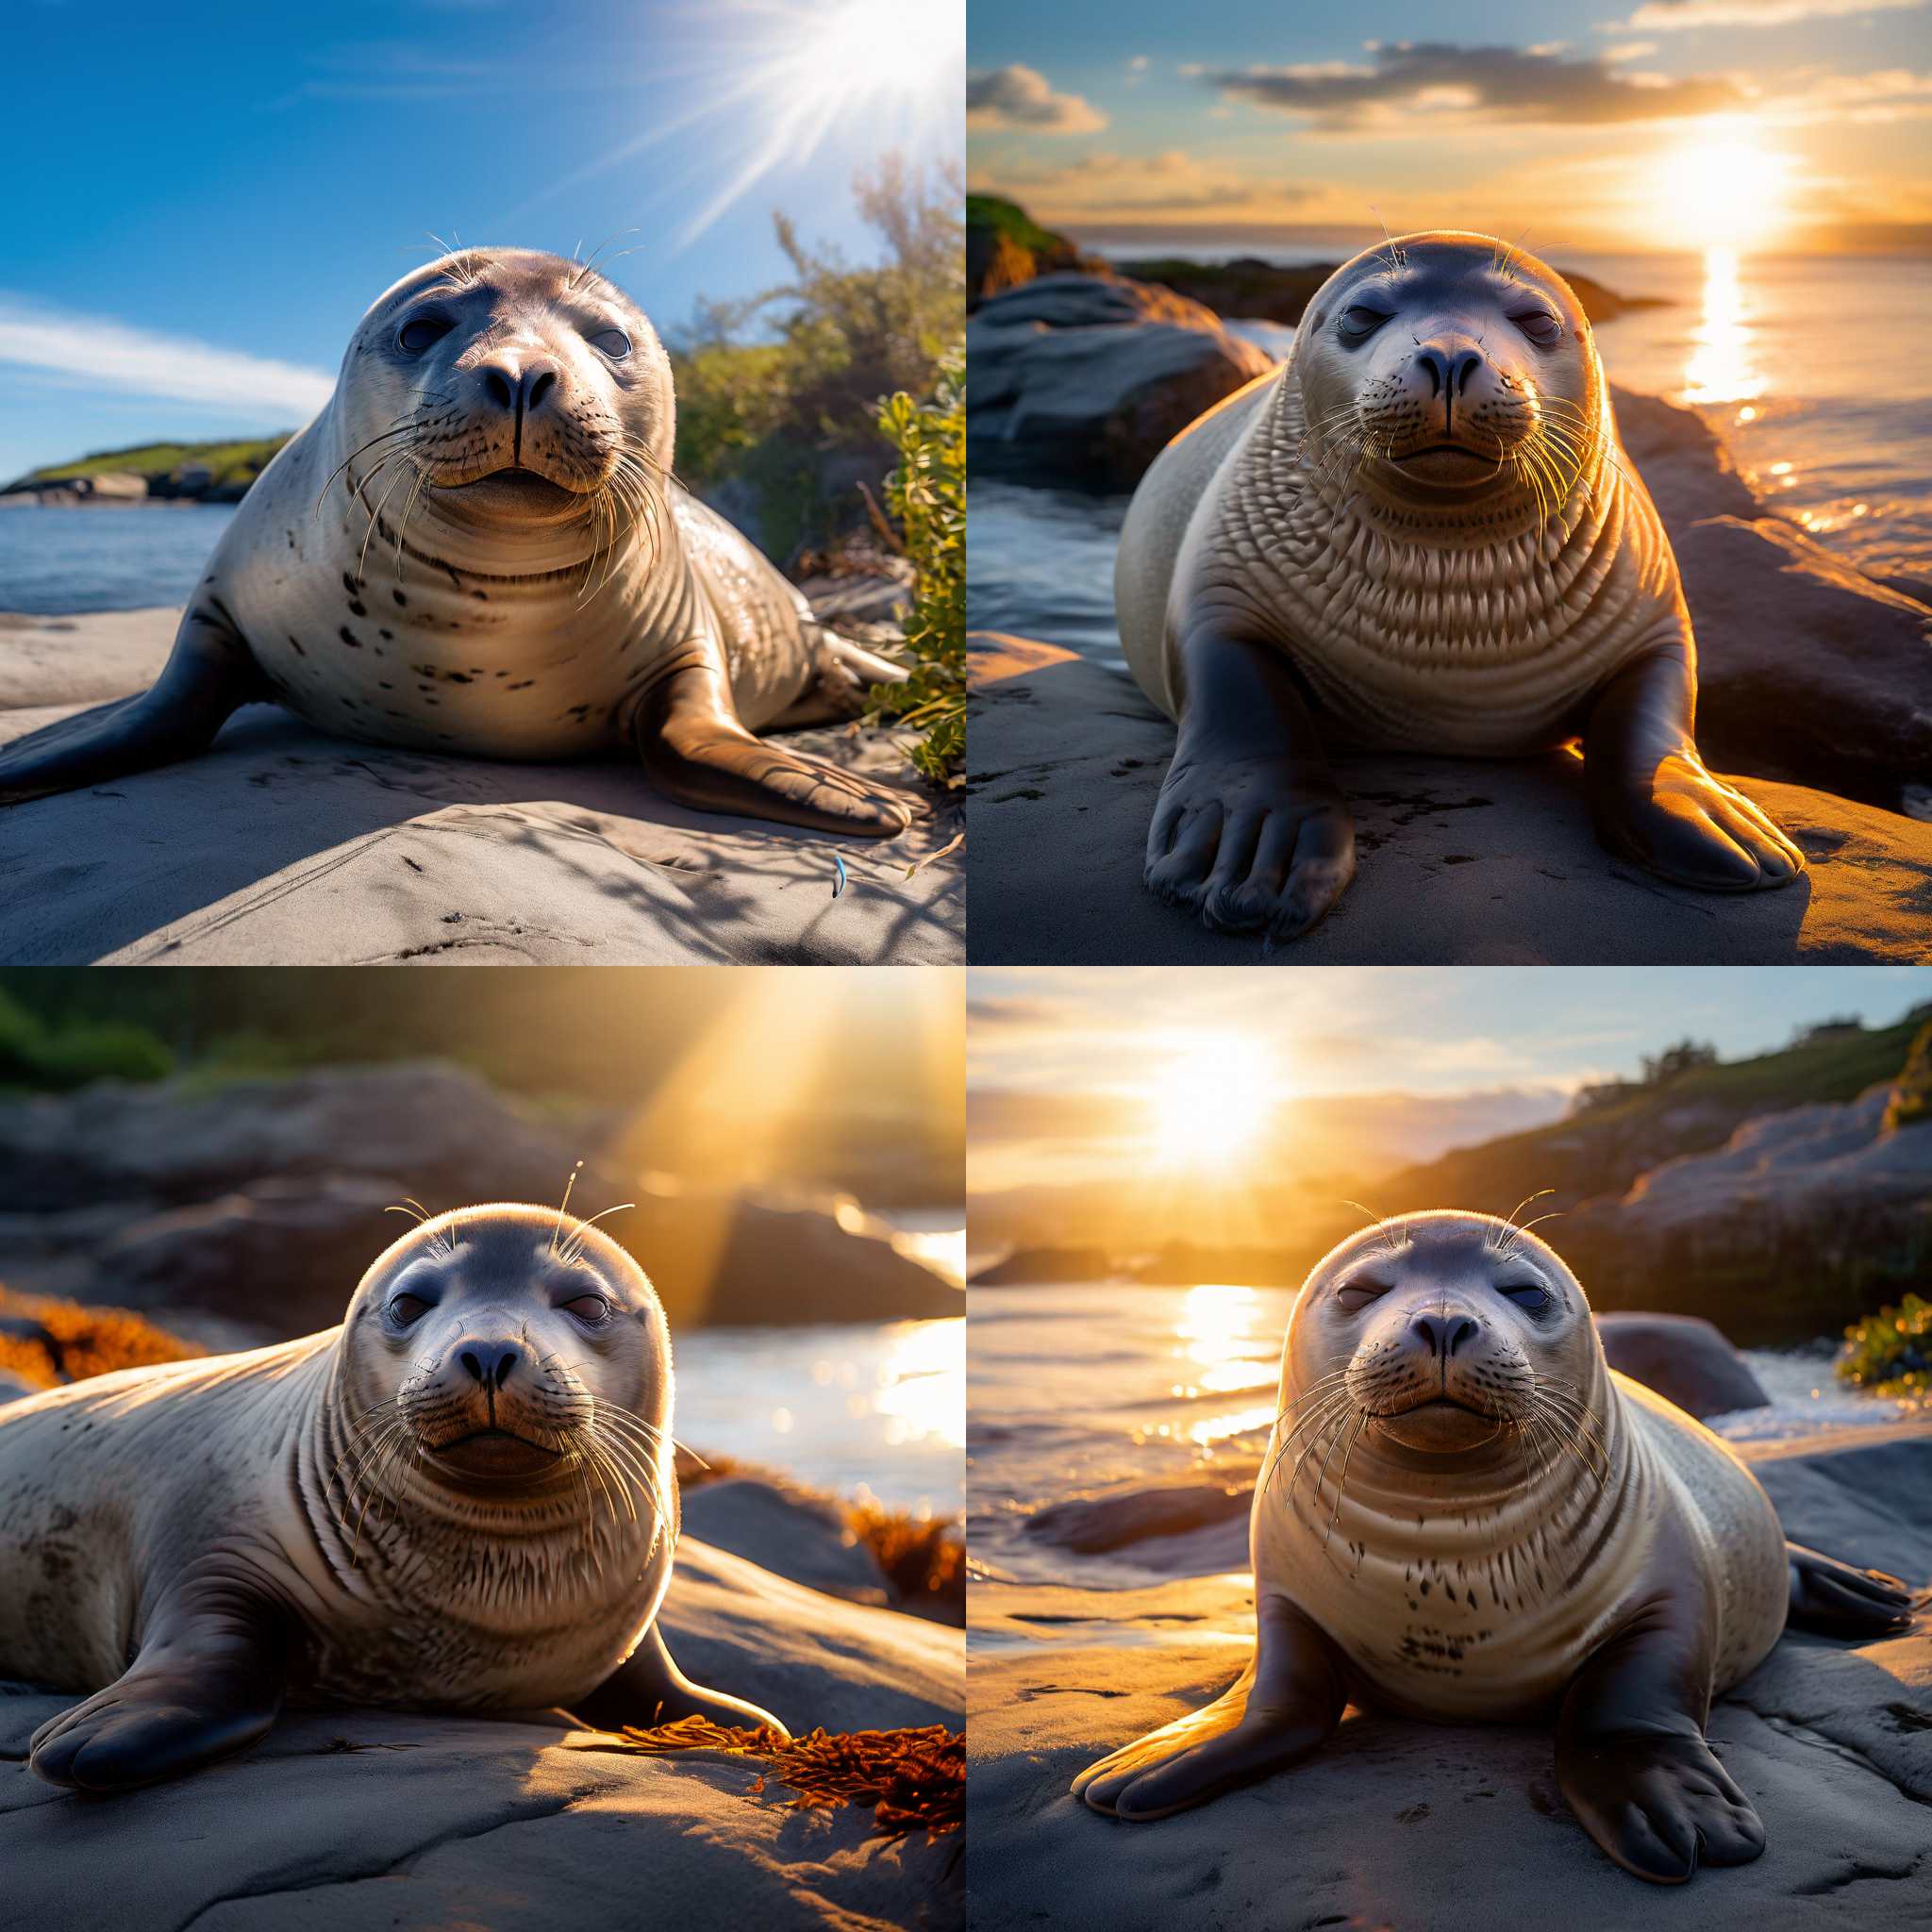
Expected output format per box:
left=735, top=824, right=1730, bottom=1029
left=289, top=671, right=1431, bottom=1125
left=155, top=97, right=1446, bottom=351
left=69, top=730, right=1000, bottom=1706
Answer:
left=1885, top=1017, right=1932, bottom=1131
left=864, top=349, right=964, bottom=785
left=670, top=157, right=963, bottom=563
left=11, top=435, right=290, bottom=494
left=965, top=193, right=1072, bottom=258
left=1838, top=1293, right=1932, bottom=1399
left=0, top=986, right=173, bottom=1091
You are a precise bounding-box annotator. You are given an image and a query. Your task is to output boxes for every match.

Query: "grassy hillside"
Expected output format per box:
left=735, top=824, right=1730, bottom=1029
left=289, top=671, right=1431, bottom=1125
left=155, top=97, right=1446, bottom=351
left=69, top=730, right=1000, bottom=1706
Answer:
left=9, top=434, right=291, bottom=494
left=966, top=194, right=1074, bottom=258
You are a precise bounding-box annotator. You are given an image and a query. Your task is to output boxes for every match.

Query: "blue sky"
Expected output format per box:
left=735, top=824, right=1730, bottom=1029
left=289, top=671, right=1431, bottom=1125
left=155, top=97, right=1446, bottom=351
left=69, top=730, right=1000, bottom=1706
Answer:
left=2, top=0, right=962, bottom=482
left=968, top=0, right=1932, bottom=249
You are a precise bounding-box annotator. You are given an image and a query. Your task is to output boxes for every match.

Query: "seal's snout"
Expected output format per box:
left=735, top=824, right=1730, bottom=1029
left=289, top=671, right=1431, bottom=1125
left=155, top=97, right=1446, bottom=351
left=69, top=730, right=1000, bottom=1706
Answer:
left=1408, top=1310, right=1480, bottom=1359
left=1412, top=341, right=1483, bottom=405
left=1407, top=335, right=1489, bottom=440
left=458, top=1340, right=520, bottom=1391
left=475, top=357, right=559, bottom=422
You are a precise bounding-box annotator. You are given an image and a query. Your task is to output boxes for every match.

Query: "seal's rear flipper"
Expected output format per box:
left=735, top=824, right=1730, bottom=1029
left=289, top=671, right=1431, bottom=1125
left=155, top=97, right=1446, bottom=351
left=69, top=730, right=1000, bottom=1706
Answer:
left=0, top=606, right=265, bottom=806
left=1071, top=1595, right=1346, bottom=1822
left=767, top=630, right=908, bottom=730
left=572, top=1624, right=790, bottom=1739
left=1786, top=1541, right=1917, bottom=1638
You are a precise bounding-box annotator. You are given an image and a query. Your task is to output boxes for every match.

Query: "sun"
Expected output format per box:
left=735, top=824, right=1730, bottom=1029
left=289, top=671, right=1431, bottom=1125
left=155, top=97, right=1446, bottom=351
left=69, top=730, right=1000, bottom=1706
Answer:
left=1651, top=120, right=1794, bottom=252
left=1146, top=1032, right=1281, bottom=1170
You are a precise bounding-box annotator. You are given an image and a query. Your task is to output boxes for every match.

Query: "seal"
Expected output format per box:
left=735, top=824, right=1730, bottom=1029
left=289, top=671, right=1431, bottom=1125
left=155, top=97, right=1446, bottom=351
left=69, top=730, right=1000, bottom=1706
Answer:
left=1072, top=1210, right=1915, bottom=1883
left=1114, top=232, right=1806, bottom=942
left=0, top=247, right=920, bottom=836
left=0, top=1201, right=782, bottom=1791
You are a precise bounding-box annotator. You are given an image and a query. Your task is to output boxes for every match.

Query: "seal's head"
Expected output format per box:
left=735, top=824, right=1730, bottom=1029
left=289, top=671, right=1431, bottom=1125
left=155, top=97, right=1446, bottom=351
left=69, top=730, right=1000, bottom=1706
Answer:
left=340, top=1202, right=672, bottom=1496
left=1293, top=233, right=1604, bottom=522
left=338, top=247, right=674, bottom=536
left=1287, top=1208, right=1601, bottom=1457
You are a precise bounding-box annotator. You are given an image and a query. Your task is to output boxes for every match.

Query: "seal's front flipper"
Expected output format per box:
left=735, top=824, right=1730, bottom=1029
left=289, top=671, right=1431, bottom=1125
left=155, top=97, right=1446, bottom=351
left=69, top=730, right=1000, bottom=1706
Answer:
left=1144, top=628, right=1355, bottom=945
left=1072, top=1596, right=1346, bottom=1822
left=1787, top=1541, right=1917, bottom=1637
left=1583, top=644, right=1804, bottom=892
left=636, top=647, right=921, bottom=837
left=27, top=1578, right=285, bottom=1791
left=0, top=604, right=265, bottom=807
left=573, top=1624, right=790, bottom=1739
left=1556, top=1557, right=1763, bottom=1883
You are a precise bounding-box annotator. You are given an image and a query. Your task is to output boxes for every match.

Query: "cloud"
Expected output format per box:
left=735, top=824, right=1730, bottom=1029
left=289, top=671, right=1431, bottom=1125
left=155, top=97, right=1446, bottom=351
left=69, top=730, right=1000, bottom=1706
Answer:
left=1758, top=64, right=1932, bottom=121
left=0, top=298, right=334, bottom=420
left=973, top=149, right=1314, bottom=218
left=1200, top=41, right=1743, bottom=130
left=1604, top=0, right=1924, bottom=28
left=967, top=64, right=1108, bottom=134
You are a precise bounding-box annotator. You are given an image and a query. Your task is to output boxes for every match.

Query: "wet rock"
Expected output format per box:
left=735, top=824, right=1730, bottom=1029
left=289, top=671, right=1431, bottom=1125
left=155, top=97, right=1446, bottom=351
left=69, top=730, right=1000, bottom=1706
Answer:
left=1594, top=1312, right=1771, bottom=1418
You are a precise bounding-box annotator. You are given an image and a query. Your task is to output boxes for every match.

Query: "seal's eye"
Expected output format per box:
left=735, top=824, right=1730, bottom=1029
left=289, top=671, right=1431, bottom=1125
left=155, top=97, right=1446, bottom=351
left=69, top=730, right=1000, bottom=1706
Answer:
left=1510, top=309, right=1561, bottom=347
left=588, top=328, right=632, bottom=359
left=1501, top=1283, right=1553, bottom=1314
left=397, top=316, right=454, bottom=355
left=562, top=1292, right=610, bottom=1324
left=1335, top=1280, right=1391, bottom=1313
left=1337, top=306, right=1391, bottom=345
left=387, top=1291, right=431, bottom=1325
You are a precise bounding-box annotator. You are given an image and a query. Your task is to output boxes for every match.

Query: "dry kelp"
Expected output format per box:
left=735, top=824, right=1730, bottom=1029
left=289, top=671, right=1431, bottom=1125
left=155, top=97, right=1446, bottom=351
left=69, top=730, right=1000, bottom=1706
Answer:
left=572, top=1716, right=964, bottom=1837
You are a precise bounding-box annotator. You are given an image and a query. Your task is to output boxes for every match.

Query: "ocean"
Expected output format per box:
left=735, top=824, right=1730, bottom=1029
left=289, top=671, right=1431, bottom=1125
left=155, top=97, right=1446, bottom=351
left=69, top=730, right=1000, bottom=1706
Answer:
left=968, top=1283, right=1902, bottom=1620
left=0, top=502, right=237, bottom=614
left=969, top=249, right=1932, bottom=679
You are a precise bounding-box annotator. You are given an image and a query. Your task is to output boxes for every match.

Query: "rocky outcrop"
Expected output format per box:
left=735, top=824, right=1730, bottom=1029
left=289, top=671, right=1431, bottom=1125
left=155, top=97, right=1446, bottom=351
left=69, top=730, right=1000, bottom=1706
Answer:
left=1594, top=1312, right=1771, bottom=1418
left=0, top=1536, right=963, bottom=1932
left=967, top=275, right=1272, bottom=489
left=969, top=1246, right=1115, bottom=1287
left=968, top=1427, right=1932, bottom=1932
left=968, top=636, right=1932, bottom=967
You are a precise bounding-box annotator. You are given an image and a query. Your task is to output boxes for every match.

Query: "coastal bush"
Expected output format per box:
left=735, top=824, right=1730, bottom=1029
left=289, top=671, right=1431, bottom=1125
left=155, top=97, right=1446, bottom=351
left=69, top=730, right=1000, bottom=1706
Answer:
left=670, top=156, right=962, bottom=561
left=864, top=348, right=964, bottom=785
left=0, top=986, right=173, bottom=1090
left=1838, top=1293, right=1932, bottom=1398
left=0, top=1286, right=199, bottom=1390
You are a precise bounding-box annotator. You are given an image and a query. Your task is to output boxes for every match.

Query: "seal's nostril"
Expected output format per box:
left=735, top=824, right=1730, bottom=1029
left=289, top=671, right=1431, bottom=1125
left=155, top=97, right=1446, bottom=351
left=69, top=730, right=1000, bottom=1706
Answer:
left=1447, top=1317, right=1479, bottom=1357
left=459, top=1349, right=484, bottom=1384
left=1453, top=351, right=1482, bottom=396
left=1415, top=348, right=1446, bottom=398
left=525, top=369, right=557, bottom=412
left=494, top=1349, right=517, bottom=1390
left=1411, top=1314, right=1480, bottom=1359
left=458, top=1343, right=517, bottom=1388
left=481, top=369, right=515, bottom=411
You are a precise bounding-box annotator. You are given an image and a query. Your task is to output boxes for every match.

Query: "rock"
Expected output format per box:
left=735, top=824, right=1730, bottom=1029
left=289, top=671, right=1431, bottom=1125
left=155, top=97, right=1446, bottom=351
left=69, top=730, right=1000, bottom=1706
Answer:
left=968, top=634, right=1932, bottom=965
left=682, top=1477, right=894, bottom=1608
left=0, top=1069, right=958, bottom=1336
left=967, top=275, right=1272, bottom=490
left=969, top=1246, right=1114, bottom=1286
left=1024, top=1483, right=1250, bottom=1557
left=0, top=1536, right=962, bottom=1932
left=0, top=608, right=962, bottom=968
left=967, top=1426, right=1932, bottom=1931
left=1594, top=1312, right=1771, bottom=1418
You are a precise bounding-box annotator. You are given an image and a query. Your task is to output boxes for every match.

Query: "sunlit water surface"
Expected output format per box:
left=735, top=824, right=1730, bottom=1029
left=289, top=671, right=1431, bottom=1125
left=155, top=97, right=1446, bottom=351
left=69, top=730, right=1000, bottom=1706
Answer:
left=969, top=1283, right=1904, bottom=1601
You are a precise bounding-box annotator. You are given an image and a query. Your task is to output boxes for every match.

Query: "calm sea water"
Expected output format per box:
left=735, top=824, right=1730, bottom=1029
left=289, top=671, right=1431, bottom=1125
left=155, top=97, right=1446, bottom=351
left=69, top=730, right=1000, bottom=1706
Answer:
left=968, top=1283, right=1901, bottom=1606
left=0, top=502, right=236, bottom=613
left=970, top=250, right=1932, bottom=675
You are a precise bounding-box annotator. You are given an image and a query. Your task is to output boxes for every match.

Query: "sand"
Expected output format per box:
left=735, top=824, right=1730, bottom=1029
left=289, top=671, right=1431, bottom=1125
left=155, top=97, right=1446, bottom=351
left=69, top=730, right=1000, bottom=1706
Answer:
left=0, top=608, right=963, bottom=965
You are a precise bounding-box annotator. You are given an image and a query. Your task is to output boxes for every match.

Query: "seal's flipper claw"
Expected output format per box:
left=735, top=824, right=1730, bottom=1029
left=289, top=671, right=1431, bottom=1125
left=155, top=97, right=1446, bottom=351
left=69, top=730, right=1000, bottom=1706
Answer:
left=1786, top=1541, right=1918, bottom=1637
left=1072, top=1597, right=1346, bottom=1821
left=1557, top=1730, right=1765, bottom=1883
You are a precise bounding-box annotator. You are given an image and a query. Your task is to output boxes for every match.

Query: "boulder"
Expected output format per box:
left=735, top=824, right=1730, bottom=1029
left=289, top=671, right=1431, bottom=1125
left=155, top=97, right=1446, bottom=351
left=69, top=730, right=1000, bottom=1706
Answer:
left=1594, top=1311, right=1771, bottom=1418
left=967, top=635, right=1932, bottom=966
left=967, top=275, right=1272, bottom=490
left=682, top=1477, right=895, bottom=1608
left=0, top=1536, right=962, bottom=1932
left=969, top=1246, right=1114, bottom=1286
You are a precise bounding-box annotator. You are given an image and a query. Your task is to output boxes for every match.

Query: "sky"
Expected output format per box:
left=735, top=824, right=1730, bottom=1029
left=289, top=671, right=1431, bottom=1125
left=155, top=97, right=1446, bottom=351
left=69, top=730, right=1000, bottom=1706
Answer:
left=967, top=965, right=1932, bottom=1192
left=967, top=0, right=1932, bottom=251
left=1, top=0, right=963, bottom=484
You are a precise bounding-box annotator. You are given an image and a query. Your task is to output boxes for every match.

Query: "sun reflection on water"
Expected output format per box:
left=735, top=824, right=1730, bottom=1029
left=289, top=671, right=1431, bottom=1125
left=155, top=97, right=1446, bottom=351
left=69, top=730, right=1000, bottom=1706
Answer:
left=1169, top=1284, right=1281, bottom=1451
left=1678, top=246, right=1764, bottom=408
left=865, top=1316, right=965, bottom=1451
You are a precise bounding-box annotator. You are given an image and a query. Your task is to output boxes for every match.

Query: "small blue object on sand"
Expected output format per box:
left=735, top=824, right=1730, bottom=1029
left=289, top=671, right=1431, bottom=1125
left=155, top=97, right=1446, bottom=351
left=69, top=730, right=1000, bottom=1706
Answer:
left=832, top=855, right=847, bottom=899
